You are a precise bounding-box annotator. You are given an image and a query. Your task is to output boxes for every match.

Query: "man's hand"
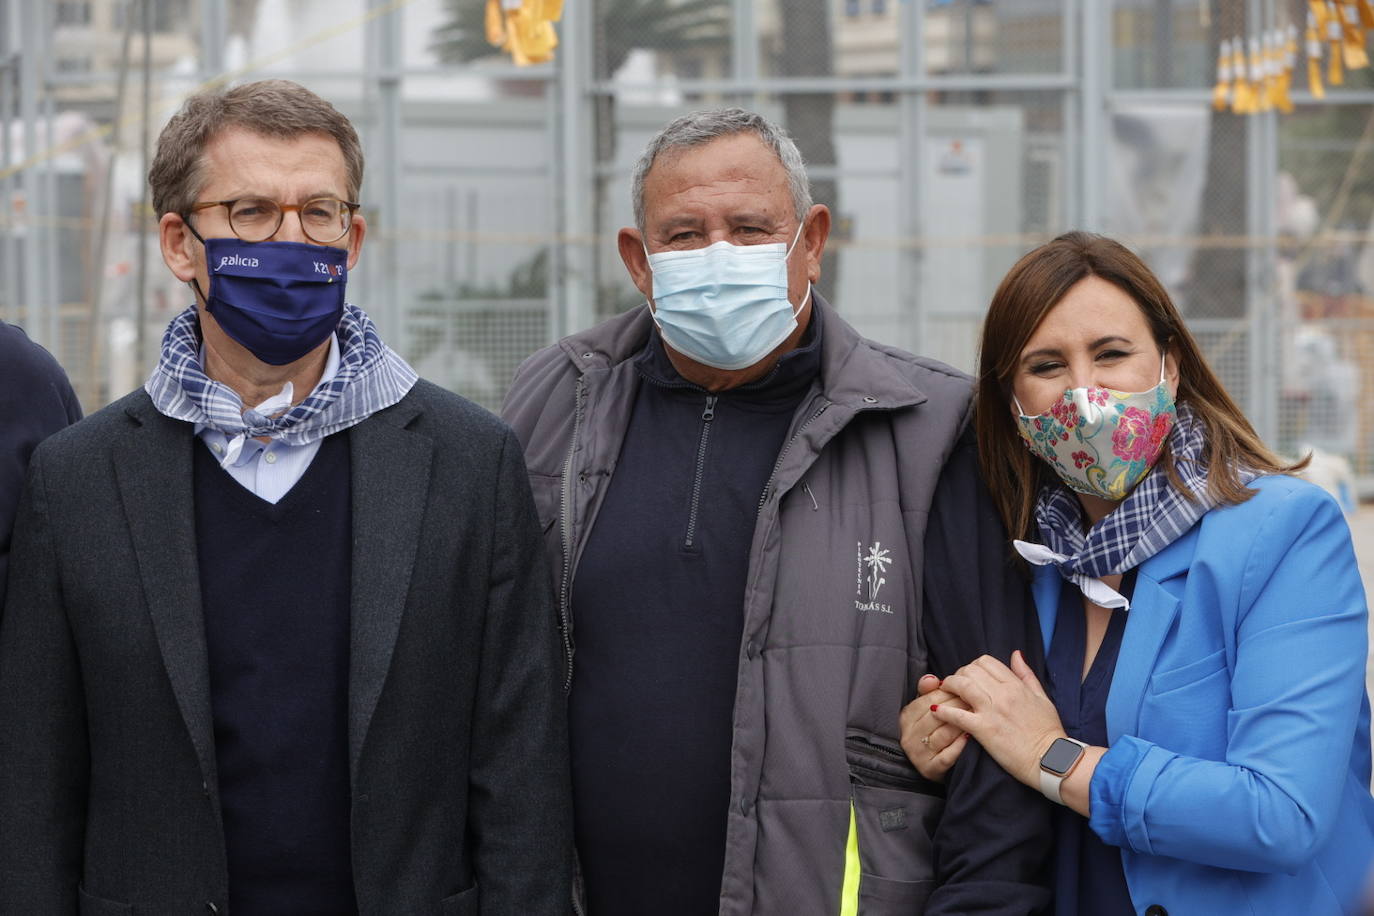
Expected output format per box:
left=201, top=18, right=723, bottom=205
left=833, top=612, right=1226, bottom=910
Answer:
left=899, top=673, right=971, bottom=782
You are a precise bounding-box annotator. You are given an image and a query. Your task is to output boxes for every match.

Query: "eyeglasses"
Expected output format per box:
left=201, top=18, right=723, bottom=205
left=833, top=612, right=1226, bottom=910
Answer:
left=186, top=196, right=360, bottom=244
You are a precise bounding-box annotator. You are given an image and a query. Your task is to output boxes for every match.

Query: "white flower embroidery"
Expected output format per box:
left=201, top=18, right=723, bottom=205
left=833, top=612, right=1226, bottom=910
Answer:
left=863, top=542, right=892, bottom=602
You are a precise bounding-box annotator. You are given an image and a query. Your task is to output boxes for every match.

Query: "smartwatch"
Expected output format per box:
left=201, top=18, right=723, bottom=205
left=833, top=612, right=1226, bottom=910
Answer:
left=1038, top=736, right=1088, bottom=805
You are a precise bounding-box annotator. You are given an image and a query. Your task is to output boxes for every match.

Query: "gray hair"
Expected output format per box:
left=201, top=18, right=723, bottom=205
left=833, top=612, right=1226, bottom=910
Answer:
left=631, top=108, right=813, bottom=233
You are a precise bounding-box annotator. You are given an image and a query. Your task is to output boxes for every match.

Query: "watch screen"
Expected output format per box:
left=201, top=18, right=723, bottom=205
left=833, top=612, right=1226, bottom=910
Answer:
left=1041, top=738, right=1084, bottom=776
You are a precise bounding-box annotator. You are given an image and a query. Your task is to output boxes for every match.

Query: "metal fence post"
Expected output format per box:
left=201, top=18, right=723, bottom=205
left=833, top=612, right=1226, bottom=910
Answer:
left=200, top=0, right=227, bottom=80
left=18, top=0, right=42, bottom=343
left=899, top=0, right=928, bottom=354
left=1246, top=0, right=1279, bottom=445
left=1080, top=0, right=1109, bottom=232
left=554, top=0, right=595, bottom=340
left=365, top=0, right=404, bottom=343
left=0, top=0, right=16, bottom=329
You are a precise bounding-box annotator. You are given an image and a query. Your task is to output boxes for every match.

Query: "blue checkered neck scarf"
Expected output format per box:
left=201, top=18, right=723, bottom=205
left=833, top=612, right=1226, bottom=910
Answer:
left=1014, top=403, right=1257, bottom=609
left=144, top=303, right=418, bottom=445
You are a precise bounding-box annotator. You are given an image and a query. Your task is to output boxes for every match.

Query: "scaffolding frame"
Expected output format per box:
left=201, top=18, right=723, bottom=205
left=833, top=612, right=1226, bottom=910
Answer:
left=5, top=0, right=1373, bottom=450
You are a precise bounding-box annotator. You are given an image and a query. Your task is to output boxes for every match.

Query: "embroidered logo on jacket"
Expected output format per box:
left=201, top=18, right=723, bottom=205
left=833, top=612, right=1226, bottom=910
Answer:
left=855, top=541, right=894, bottom=614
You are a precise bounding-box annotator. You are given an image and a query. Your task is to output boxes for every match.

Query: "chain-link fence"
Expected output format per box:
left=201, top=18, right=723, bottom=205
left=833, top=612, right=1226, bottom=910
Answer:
left=3, top=0, right=1373, bottom=480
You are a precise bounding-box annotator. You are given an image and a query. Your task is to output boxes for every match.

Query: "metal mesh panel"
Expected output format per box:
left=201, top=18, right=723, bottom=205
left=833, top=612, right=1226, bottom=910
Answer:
left=925, top=0, right=1066, bottom=76
left=592, top=0, right=731, bottom=81
left=923, top=311, right=983, bottom=376
left=759, top=0, right=840, bottom=79
left=1277, top=104, right=1374, bottom=471
left=1111, top=0, right=1214, bottom=91
left=404, top=297, right=549, bottom=412
left=5, top=0, right=1368, bottom=483
left=1277, top=317, right=1374, bottom=471
left=1187, top=318, right=1251, bottom=417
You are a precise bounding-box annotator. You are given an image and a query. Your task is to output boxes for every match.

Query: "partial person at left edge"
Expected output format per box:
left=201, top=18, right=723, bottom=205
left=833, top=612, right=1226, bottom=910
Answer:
left=0, top=79, right=571, bottom=915
left=0, top=321, right=81, bottom=614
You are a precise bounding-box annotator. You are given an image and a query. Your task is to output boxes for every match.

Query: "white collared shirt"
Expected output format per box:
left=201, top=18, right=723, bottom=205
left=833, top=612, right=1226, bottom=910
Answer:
left=195, top=335, right=340, bottom=504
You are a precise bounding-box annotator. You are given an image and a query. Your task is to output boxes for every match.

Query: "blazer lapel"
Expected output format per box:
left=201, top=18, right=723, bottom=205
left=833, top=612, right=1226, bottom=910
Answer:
left=347, top=397, right=432, bottom=773
left=1105, top=531, right=1194, bottom=741
left=114, top=398, right=218, bottom=792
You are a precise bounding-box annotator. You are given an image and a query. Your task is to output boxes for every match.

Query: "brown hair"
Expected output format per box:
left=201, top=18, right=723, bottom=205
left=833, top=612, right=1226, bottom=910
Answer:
left=148, top=79, right=364, bottom=218
left=975, top=231, right=1302, bottom=541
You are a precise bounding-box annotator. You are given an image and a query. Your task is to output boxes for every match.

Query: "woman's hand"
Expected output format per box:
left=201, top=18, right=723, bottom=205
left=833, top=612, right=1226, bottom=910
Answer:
left=899, top=674, right=971, bottom=782
left=928, top=650, right=1066, bottom=789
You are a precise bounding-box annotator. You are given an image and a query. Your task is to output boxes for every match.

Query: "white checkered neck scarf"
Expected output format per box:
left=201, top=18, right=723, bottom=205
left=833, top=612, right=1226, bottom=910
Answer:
left=145, top=303, right=418, bottom=446
left=1015, top=403, right=1257, bottom=609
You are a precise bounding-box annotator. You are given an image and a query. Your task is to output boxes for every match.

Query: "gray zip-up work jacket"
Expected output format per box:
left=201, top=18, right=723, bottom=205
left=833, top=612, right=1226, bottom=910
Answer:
left=502, top=296, right=1050, bottom=915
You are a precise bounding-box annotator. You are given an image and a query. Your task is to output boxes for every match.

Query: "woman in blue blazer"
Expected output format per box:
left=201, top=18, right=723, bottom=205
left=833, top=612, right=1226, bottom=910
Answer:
left=902, top=232, right=1374, bottom=915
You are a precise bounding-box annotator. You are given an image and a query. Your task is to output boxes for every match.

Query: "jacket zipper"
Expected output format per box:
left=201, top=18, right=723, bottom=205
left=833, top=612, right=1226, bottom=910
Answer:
left=846, top=732, right=944, bottom=795
left=683, top=395, right=717, bottom=550
left=855, top=734, right=910, bottom=763
left=756, top=402, right=831, bottom=514
left=557, top=376, right=586, bottom=694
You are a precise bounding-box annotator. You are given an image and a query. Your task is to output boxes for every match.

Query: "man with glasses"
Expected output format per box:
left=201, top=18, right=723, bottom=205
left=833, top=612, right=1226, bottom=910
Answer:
left=0, top=79, right=571, bottom=914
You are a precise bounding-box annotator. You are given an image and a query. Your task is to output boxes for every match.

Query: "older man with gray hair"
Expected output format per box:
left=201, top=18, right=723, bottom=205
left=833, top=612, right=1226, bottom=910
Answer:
left=502, top=108, right=1050, bottom=913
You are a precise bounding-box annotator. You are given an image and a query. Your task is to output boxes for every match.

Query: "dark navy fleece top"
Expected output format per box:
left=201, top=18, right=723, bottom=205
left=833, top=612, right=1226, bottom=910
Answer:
left=569, top=311, right=822, bottom=914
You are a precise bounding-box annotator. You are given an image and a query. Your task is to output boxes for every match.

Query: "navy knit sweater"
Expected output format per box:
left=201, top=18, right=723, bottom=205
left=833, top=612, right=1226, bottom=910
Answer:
left=193, top=431, right=358, bottom=915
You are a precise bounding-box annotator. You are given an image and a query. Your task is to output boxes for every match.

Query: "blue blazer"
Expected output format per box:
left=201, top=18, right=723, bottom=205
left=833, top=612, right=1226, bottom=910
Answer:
left=1033, top=475, right=1374, bottom=915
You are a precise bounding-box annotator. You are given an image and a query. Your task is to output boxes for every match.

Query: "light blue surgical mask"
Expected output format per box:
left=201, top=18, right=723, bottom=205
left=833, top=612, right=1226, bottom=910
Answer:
left=644, top=222, right=811, bottom=371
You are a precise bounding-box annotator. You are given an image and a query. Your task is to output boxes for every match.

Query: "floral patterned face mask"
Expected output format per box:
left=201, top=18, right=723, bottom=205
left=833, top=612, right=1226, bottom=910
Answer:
left=1013, top=355, right=1176, bottom=501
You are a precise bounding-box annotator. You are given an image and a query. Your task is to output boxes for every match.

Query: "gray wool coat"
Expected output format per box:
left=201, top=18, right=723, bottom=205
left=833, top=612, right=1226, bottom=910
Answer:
left=501, top=297, right=1051, bottom=915
left=0, top=380, right=572, bottom=915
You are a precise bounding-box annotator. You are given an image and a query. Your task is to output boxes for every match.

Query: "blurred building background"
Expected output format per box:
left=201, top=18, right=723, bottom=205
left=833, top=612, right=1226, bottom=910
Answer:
left=2, top=0, right=1373, bottom=485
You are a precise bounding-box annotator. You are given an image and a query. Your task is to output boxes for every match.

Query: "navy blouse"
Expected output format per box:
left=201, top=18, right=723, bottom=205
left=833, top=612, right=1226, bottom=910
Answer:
left=1044, top=571, right=1136, bottom=915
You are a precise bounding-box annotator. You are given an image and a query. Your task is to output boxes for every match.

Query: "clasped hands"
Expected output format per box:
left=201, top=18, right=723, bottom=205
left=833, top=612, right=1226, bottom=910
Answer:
left=898, top=650, right=1066, bottom=790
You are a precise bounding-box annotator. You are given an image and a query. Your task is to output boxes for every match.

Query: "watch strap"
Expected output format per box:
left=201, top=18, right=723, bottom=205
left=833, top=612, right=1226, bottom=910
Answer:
left=1038, top=737, right=1088, bottom=805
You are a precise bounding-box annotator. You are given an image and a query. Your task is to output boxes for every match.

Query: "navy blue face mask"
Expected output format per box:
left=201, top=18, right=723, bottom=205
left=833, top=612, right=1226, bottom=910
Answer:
left=198, top=236, right=348, bottom=366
